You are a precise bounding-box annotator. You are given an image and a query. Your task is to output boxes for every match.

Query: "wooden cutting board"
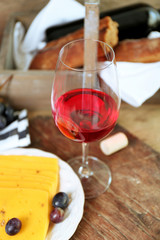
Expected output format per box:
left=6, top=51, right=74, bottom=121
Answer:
left=29, top=116, right=160, bottom=240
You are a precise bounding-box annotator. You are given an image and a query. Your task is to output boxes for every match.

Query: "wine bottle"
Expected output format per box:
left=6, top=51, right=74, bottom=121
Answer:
left=45, top=3, right=160, bottom=42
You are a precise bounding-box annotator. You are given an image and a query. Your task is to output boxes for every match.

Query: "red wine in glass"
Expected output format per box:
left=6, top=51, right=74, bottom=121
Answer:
left=51, top=39, right=120, bottom=199
left=52, top=88, right=119, bottom=143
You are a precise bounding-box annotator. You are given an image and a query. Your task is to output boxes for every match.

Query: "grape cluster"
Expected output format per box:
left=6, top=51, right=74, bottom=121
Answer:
left=0, top=102, right=16, bottom=130
left=50, top=192, right=69, bottom=223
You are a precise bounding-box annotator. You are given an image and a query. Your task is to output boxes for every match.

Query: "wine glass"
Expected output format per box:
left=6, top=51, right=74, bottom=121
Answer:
left=51, top=39, right=120, bottom=199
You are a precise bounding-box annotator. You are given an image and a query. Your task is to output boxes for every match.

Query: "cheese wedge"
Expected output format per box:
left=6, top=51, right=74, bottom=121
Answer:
left=0, top=188, right=49, bottom=240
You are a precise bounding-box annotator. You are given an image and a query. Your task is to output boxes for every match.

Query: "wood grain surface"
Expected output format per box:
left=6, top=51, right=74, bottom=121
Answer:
left=29, top=116, right=160, bottom=240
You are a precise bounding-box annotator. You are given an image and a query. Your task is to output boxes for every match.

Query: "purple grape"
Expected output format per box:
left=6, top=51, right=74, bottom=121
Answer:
left=0, top=115, right=7, bottom=129
left=52, top=192, right=69, bottom=209
left=5, top=218, right=22, bottom=236
left=50, top=208, right=64, bottom=223
left=0, top=103, right=5, bottom=115
left=5, top=105, right=14, bottom=124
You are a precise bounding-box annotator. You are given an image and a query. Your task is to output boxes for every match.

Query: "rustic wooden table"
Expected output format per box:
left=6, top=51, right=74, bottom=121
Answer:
left=0, top=0, right=160, bottom=239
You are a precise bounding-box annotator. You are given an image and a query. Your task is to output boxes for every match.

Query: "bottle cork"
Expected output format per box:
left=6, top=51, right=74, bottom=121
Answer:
left=100, top=132, right=128, bottom=155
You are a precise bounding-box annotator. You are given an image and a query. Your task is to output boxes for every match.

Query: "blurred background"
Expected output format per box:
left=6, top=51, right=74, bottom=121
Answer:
left=0, top=0, right=159, bottom=44
left=0, top=0, right=159, bottom=152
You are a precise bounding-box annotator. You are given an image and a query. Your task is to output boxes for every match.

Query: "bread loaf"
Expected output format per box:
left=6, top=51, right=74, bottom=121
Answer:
left=115, top=38, right=160, bottom=63
left=29, top=16, right=119, bottom=70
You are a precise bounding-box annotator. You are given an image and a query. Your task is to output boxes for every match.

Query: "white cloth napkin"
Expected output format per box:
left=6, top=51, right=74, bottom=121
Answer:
left=13, top=0, right=85, bottom=70
left=0, top=109, right=31, bottom=152
left=117, top=61, right=160, bottom=107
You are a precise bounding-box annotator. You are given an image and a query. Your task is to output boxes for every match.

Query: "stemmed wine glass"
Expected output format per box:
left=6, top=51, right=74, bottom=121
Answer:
left=51, top=39, right=120, bottom=199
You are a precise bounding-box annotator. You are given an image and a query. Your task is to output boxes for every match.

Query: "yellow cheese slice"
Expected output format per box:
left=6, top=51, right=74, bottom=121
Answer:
left=0, top=188, right=49, bottom=240
left=0, top=155, right=59, bottom=201
left=0, top=173, right=57, bottom=184
left=0, top=155, right=59, bottom=172
left=0, top=179, right=57, bottom=201
left=0, top=167, right=56, bottom=181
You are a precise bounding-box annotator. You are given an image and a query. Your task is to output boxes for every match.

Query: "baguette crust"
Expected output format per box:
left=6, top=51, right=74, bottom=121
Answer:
left=115, top=38, right=160, bottom=63
left=29, top=16, right=118, bottom=70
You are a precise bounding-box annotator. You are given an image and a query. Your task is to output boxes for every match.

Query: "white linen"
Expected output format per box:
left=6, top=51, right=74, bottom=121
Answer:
left=117, top=61, right=160, bottom=107
left=13, top=0, right=85, bottom=70
left=0, top=109, right=31, bottom=152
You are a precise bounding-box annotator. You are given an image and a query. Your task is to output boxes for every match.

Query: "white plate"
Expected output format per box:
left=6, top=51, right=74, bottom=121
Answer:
left=1, top=148, right=85, bottom=240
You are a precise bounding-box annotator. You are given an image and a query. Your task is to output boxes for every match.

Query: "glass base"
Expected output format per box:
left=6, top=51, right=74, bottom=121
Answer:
left=68, top=156, right=112, bottom=199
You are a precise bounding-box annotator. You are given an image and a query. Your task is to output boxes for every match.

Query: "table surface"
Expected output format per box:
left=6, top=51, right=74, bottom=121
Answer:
left=28, top=115, right=160, bottom=240
left=0, top=0, right=160, bottom=239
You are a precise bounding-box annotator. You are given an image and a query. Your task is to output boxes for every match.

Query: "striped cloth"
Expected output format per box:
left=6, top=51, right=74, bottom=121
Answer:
left=0, top=109, right=31, bottom=152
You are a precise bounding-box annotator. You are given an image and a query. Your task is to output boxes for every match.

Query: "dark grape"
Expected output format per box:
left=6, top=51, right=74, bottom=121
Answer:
left=0, top=102, right=5, bottom=115
left=4, top=105, right=14, bottom=124
left=52, top=192, right=69, bottom=209
left=0, top=115, right=7, bottom=129
left=50, top=207, right=64, bottom=223
left=5, top=218, right=22, bottom=236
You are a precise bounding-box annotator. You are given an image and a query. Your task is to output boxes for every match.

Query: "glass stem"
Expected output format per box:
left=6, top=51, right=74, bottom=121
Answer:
left=78, top=143, right=93, bottom=178
left=82, top=142, right=88, bottom=166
